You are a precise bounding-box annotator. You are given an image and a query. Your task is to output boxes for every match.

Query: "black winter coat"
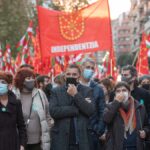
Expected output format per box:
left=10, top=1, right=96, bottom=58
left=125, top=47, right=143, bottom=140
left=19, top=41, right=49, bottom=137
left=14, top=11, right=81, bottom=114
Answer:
left=0, top=91, right=27, bottom=150
left=49, top=84, right=95, bottom=150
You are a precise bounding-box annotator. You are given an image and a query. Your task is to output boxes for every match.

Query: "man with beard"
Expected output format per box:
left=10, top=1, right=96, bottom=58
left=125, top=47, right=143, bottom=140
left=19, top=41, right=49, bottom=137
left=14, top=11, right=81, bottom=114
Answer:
left=110, top=66, right=150, bottom=122
left=120, top=66, right=150, bottom=121
left=104, top=81, right=149, bottom=150
left=36, top=75, right=52, bottom=101
left=49, top=64, right=95, bottom=150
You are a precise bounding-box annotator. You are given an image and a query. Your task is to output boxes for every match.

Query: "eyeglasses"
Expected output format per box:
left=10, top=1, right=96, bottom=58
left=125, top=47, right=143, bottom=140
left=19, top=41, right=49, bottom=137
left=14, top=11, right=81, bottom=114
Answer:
left=0, top=80, right=7, bottom=84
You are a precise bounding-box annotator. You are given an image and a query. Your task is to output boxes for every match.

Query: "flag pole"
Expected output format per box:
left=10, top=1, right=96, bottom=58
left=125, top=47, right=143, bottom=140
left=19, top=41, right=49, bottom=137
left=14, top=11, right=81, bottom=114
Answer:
left=107, top=0, right=114, bottom=77
left=132, top=48, right=140, bottom=66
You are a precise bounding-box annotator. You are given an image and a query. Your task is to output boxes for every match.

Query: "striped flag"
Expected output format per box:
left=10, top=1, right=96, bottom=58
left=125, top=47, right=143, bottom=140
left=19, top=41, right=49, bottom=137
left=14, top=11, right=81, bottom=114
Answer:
left=3, top=44, right=14, bottom=73
left=16, top=21, right=33, bottom=52
left=0, top=43, right=3, bottom=70
left=16, top=21, right=33, bottom=65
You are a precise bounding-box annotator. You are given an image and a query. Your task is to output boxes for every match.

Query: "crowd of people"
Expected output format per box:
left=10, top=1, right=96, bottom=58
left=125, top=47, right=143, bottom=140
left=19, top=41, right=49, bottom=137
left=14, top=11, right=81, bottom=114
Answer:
left=0, top=58, right=150, bottom=150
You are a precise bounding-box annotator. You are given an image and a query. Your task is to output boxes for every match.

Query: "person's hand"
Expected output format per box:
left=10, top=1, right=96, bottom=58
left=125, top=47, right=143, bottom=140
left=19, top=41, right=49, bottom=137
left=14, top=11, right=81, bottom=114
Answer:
left=99, top=133, right=106, bottom=141
left=139, top=130, right=146, bottom=139
left=115, top=93, right=125, bottom=103
left=20, top=145, right=24, bottom=150
left=67, top=84, right=78, bottom=97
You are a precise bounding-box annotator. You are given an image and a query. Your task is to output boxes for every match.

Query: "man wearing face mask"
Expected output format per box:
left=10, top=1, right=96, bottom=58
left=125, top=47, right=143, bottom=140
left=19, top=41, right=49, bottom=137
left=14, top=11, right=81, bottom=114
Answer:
left=139, top=75, right=150, bottom=92
left=120, top=65, right=150, bottom=116
left=80, top=58, right=105, bottom=150
left=36, top=75, right=52, bottom=102
left=13, top=68, right=52, bottom=150
left=49, top=64, right=95, bottom=150
left=110, top=66, right=150, bottom=118
left=103, top=81, right=150, bottom=150
left=118, top=65, right=150, bottom=149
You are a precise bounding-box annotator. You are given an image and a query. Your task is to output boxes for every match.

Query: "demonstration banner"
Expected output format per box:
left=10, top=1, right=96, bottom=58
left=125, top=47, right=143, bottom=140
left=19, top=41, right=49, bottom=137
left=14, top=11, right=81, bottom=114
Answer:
left=38, top=0, right=112, bottom=60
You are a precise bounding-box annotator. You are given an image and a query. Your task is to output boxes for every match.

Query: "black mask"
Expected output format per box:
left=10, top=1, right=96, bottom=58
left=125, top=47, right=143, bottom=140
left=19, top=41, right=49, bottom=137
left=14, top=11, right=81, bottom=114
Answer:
left=66, top=77, right=78, bottom=87
left=142, top=84, right=150, bottom=91
left=121, top=76, right=133, bottom=84
left=24, top=80, right=35, bottom=91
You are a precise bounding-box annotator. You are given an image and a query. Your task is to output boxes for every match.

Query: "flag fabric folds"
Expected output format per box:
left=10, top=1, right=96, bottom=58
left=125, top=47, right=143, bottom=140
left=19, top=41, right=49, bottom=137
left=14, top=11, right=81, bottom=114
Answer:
left=38, top=0, right=112, bottom=60
left=136, top=33, right=149, bottom=75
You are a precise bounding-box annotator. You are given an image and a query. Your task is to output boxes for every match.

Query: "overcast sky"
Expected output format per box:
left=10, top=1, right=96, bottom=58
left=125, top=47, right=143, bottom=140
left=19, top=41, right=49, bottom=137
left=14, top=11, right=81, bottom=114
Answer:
left=108, top=0, right=131, bottom=19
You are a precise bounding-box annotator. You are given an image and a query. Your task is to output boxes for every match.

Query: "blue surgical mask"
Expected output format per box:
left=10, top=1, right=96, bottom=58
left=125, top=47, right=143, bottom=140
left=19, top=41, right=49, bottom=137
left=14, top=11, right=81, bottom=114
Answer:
left=0, top=83, right=8, bottom=95
left=83, top=69, right=94, bottom=80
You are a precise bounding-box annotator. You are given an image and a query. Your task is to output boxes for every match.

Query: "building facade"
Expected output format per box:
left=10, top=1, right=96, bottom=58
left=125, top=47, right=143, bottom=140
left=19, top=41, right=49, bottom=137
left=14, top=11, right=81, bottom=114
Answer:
left=112, top=0, right=150, bottom=55
left=112, top=13, right=132, bottom=57
left=129, top=0, right=150, bottom=52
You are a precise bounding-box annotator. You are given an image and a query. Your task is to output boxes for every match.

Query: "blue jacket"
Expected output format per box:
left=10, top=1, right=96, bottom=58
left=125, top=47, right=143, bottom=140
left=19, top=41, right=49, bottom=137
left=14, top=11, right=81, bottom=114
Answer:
left=88, top=80, right=106, bottom=136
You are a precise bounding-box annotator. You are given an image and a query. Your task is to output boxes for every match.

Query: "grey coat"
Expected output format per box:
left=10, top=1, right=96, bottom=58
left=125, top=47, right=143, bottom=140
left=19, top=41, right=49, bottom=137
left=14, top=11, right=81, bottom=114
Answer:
left=13, top=88, right=52, bottom=150
left=49, top=84, right=95, bottom=150
left=103, top=100, right=149, bottom=150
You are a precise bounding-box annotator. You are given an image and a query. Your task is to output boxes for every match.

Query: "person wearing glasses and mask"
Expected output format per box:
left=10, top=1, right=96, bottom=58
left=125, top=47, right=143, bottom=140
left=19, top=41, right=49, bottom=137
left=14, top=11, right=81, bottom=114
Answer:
left=13, top=68, right=51, bottom=150
left=0, top=71, right=26, bottom=150
left=49, top=64, right=95, bottom=150
left=104, top=81, right=149, bottom=150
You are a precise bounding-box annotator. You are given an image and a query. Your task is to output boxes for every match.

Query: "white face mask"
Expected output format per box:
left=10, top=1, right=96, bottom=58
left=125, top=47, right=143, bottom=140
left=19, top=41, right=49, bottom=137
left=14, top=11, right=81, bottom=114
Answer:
left=123, top=92, right=129, bottom=103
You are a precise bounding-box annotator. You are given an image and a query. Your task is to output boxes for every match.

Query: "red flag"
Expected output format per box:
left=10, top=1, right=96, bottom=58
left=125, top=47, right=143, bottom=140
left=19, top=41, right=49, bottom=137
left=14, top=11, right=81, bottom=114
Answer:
left=136, top=33, right=149, bottom=75
left=38, top=0, right=112, bottom=60
left=32, top=27, right=42, bottom=73
left=108, top=48, right=117, bottom=79
left=15, top=52, right=21, bottom=71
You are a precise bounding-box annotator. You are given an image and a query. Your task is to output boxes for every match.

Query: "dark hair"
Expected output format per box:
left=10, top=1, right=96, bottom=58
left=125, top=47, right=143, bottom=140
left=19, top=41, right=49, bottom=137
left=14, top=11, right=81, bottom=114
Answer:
left=139, top=75, right=150, bottom=84
left=36, top=75, right=49, bottom=85
left=54, top=73, right=65, bottom=86
left=100, top=78, right=114, bottom=94
left=14, top=68, right=35, bottom=91
left=5, top=72, right=13, bottom=84
left=19, top=64, right=34, bottom=70
left=93, top=78, right=100, bottom=84
left=114, top=81, right=130, bottom=92
left=66, top=64, right=81, bottom=75
left=122, top=65, right=137, bottom=77
left=108, top=75, right=115, bottom=81
left=0, top=71, right=10, bottom=83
